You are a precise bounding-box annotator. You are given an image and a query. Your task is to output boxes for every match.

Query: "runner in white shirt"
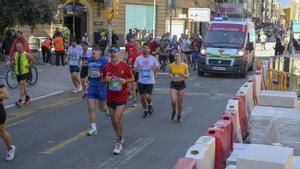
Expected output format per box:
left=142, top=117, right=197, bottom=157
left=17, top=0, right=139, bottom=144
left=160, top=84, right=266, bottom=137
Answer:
left=180, top=34, right=191, bottom=64
left=134, top=43, right=159, bottom=118
left=67, top=39, right=83, bottom=93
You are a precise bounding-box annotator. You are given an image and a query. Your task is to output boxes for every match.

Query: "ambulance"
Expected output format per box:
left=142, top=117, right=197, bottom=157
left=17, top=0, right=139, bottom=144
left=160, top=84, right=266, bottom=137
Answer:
left=198, top=18, right=256, bottom=77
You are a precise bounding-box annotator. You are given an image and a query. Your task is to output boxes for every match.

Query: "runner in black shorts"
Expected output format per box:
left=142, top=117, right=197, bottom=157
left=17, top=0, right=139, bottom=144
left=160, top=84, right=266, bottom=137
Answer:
left=80, top=42, right=92, bottom=99
left=0, top=80, right=16, bottom=161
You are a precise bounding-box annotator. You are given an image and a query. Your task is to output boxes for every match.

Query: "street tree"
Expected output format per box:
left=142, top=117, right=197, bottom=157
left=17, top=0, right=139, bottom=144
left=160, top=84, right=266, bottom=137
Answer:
left=0, top=0, right=55, bottom=37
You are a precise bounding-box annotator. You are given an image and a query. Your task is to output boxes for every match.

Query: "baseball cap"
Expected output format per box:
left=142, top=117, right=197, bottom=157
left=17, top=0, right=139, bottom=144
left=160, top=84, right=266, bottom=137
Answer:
left=109, top=46, right=120, bottom=53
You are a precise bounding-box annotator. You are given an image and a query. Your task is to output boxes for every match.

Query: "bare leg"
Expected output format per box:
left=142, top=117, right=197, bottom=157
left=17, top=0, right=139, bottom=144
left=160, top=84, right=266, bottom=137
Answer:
left=0, top=124, right=12, bottom=149
left=110, top=105, right=126, bottom=137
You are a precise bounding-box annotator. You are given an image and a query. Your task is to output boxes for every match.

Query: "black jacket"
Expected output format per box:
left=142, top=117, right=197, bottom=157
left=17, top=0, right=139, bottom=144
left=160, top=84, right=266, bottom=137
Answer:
left=1, top=36, right=14, bottom=55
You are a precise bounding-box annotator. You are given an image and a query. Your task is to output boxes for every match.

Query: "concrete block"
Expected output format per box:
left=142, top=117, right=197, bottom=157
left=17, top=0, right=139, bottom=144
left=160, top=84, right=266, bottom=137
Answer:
left=185, top=143, right=214, bottom=169
left=225, top=165, right=236, bottom=169
left=293, top=156, right=300, bottom=169
left=227, top=144, right=250, bottom=166
left=236, top=144, right=294, bottom=169
left=259, top=90, right=297, bottom=108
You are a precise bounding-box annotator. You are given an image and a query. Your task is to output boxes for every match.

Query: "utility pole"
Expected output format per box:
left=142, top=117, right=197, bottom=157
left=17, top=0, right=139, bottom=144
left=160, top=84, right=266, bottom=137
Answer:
left=108, top=0, right=112, bottom=48
left=72, top=0, right=76, bottom=39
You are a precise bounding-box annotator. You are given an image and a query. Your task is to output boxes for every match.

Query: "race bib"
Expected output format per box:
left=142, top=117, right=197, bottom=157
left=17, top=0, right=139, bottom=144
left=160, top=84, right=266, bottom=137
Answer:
left=89, top=67, right=100, bottom=78
left=109, top=77, right=122, bottom=91
left=141, top=68, right=151, bottom=79
left=70, top=54, right=78, bottom=65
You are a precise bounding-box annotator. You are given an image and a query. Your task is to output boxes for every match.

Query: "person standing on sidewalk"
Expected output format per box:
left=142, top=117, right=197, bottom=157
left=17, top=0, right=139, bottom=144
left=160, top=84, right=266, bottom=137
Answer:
left=169, top=52, right=189, bottom=122
left=13, top=43, right=33, bottom=107
left=134, top=43, right=159, bottom=118
left=1, top=31, right=14, bottom=65
left=102, top=46, right=134, bottom=155
left=41, top=38, right=52, bottom=65
left=53, top=33, right=65, bottom=66
left=0, top=78, right=16, bottom=161
left=67, top=39, right=82, bottom=93
left=86, top=46, right=109, bottom=136
left=80, top=42, right=92, bottom=99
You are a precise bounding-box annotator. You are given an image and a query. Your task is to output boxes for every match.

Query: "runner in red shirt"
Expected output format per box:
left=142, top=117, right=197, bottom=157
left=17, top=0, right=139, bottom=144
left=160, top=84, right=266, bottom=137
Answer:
left=148, top=33, right=158, bottom=55
left=125, top=36, right=135, bottom=62
left=102, top=46, right=134, bottom=155
left=126, top=40, right=142, bottom=107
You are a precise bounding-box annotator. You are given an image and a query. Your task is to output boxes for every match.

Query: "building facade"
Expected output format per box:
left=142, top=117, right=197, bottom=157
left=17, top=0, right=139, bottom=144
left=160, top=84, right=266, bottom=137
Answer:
left=18, top=0, right=216, bottom=46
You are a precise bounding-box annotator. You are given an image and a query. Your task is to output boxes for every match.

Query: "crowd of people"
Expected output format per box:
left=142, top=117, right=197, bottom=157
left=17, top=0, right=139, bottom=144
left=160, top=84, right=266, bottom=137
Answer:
left=0, top=29, right=208, bottom=160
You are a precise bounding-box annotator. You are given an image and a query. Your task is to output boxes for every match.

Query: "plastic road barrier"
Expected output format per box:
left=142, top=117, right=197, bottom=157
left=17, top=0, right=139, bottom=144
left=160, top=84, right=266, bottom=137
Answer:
left=194, top=136, right=216, bottom=169
left=212, top=120, right=233, bottom=153
left=206, top=126, right=233, bottom=169
left=174, top=157, right=197, bottom=169
left=185, top=144, right=213, bottom=169
left=232, top=94, right=249, bottom=139
left=237, top=82, right=254, bottom=116
left=248, top=76, right=258, bottom=105
left=222, top=109, right=243, bottom=143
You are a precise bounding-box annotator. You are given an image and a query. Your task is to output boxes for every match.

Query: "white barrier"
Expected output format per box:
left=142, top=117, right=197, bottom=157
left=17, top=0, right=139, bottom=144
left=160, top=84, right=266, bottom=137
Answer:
left=226, top=99, right=243, bottom=143
left=254, top=74, right=262, bottom=102
left=238, top=82, right=254, bottom=117
left=185, top=136, right=216, bottom=169
left=225, top=165, right=236, bottom=169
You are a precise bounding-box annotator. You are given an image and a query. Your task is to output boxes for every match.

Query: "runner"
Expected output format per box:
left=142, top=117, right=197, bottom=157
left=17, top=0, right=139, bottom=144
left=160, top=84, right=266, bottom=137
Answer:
left=102, top=46, right=134, bottom=155
left=67, top=39, right=82, bottom=93
left=158, top=34, right=170, bottom=72
left=191, top=34, right=202, bottom=71
left=180, top=34, right=191, bottom=64
left=169, top=52, right=189, bottom=122
left=9, top=31, right=31, bottom=60
left=86, top=46, right=109, bottom=136
left=134, top=43, right=159, bottom=118
left=168, top=35, right=180, bottom=63
left=80, top=42, right=92, bottom=99
left=148, top=33, right=159, bottom=56
left=0, top=77, right=16, bottom=161
left=13, top=43, right=34, bottom=107
left=125, top=36, right=135, bottom=62
left=126, top=40, right=143, bottom=107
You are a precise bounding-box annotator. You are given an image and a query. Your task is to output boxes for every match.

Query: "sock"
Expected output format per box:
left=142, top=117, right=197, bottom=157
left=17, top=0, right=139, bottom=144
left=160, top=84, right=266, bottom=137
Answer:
left=144, top=108, right=148, bottom=112
left=91, top=123, right=97, bottom=131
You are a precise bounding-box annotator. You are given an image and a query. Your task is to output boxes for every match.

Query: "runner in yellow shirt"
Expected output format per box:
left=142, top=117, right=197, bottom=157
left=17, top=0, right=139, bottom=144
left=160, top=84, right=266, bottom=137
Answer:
left=169, top=52, right=189, bottom=122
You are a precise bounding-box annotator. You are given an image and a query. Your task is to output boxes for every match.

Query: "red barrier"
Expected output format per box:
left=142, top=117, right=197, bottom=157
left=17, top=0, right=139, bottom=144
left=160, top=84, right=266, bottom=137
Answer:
left=248, top=76, right=258, bottom=105
left=222, top=109, right=238, bottom=143
left=207, top=121, right=233, bottom=169
left=174, top=157, right=197, bottom=169
left=231, top=94, right=248, bottom=139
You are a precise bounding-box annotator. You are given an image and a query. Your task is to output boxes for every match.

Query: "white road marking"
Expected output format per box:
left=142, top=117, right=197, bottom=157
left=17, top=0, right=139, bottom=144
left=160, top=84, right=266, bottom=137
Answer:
left=95, top=137, right=156, bottom=169
left=7, top=117, right=32, bottom=128
left=182, top=107, right=193, bottom=119
left=4, top=90, right=64, bottom=109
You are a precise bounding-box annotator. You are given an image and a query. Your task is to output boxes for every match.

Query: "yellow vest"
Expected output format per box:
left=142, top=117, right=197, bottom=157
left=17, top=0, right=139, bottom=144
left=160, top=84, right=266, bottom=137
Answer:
left=14, top=52, right=29, bottom=75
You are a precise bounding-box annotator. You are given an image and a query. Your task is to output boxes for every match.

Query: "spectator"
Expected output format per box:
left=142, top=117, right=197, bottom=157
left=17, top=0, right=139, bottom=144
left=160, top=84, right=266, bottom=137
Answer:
left=93, top=29, right=101, bottom=47
left=82, top=33, right=89, bottom=45
left=1, top=30, right=14, bottom=63
left=274, top=37, right=284, bottom=56
left=112, top=31, right=119, bottom=46
left=9, top=31, right=31, bottom=60
left=41, top=38, right=52, bottom=65
left=126, top=29, right=133, bottom=42
left=53, top=33, right=65, bottom=66
left=53, top=27, right=61, bottom=39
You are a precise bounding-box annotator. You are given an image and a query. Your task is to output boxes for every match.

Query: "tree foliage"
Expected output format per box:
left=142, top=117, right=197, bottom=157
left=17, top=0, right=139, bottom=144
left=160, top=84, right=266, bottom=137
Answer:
left=0, top=0, right=56, bottom=36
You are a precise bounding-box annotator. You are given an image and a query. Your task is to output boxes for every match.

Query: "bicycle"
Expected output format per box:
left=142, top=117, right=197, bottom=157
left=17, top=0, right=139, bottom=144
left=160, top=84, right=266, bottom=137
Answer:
left=5, top=63, right=38, bottom=89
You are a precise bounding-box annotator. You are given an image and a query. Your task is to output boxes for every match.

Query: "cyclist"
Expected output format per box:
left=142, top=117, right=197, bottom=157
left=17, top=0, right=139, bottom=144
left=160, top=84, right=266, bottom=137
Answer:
left=169, top=52, right=189, bottom=122
left=80, top=42, right=92, bottom=99
left=86, top=46, right=109, bottom=136
left=158, top=34, right=170, bottom=72
left=134, top=43, right=159, bottom=118
left=102, top=46, right=134, bottom=154
left=13, top=43, right=34, bottom=107
left=67, top=39, right=83, bottom=93
left=0, top=78, right=16, bottom=161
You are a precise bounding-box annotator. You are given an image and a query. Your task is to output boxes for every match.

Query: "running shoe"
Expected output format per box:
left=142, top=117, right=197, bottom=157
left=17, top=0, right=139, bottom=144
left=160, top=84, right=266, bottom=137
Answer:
left=77, top=86, right=82, bottom=92
left=15, top=99, right=23, bottom=108
left=148, top=105, right=153, bottom=115
left=177, top=116, right=182, bottom=123
left=24, top=96, right=31, bottom=105
left=6, top=145, right=16, bottom=161
left=82, top=93, right=87, bottom=99
left=86, top=129, right=97, bottom=136
left=113, top=138, right=124, bottom=155
left=131, top=99, right=137, bottom=107
left=143, top=111, right=149, bottom=118
left=106, top=109, right=111, bottom=120
left=171, top=111, right=176, bottom=120
left=73, top=89, right=78, bottom=93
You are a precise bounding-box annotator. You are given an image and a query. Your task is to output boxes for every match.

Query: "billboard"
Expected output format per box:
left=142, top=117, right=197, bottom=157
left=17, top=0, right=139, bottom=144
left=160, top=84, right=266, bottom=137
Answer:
left=218, top=3, right=244, bottom=15
left=188, top=8, right=211, bottom=22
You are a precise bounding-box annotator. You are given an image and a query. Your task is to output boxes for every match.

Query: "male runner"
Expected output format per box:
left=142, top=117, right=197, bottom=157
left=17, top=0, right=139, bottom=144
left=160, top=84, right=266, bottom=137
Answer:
left=134, top=43, right=159, bottom=118
left=102, top=47, right=134, bottom=154
left=86, top=47, right=109, bottom=136
left=80, top=42, right=92, bottom=99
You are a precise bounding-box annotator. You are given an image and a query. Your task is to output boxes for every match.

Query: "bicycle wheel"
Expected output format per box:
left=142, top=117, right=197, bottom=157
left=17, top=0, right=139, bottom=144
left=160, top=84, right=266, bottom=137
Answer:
left=6, top=69, right=18, bottom=89
left=28, top=66, right=38, bottom=86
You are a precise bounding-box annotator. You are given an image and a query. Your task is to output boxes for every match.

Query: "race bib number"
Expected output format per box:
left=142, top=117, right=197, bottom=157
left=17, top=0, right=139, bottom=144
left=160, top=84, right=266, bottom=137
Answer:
left=173, top=74, right=183, bottom=78
left=109, top=77, right=122, bottom=91
left=89, top=67, right=100, bottom=78
left=141, top=68, right=151, bottom=79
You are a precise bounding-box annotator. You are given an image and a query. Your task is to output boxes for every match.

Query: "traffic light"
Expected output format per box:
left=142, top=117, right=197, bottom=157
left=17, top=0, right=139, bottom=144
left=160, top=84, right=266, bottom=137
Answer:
left=106, top=8, right=114, bottom=20
left=112, top=0, right=119, bottom=16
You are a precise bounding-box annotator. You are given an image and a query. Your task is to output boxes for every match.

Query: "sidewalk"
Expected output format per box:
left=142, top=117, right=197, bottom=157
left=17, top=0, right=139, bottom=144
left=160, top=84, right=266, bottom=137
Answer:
left=0, top=62, right=74, bottom=107
left=255, top=42, right=276, bottom=58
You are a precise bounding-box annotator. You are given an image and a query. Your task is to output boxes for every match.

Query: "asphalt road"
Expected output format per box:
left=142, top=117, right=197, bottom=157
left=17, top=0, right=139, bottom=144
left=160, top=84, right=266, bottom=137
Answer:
left=0, top=68, right=250, bottom=169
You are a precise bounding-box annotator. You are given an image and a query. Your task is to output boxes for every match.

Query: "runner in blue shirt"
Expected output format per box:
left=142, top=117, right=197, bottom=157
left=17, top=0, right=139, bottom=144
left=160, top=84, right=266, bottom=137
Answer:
left=86, top=46, right=109, bottom=136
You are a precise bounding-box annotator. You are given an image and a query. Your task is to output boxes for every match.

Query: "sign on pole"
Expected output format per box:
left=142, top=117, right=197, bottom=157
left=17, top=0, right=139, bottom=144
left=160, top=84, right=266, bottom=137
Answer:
left=188, top=8, right=211, bottom=22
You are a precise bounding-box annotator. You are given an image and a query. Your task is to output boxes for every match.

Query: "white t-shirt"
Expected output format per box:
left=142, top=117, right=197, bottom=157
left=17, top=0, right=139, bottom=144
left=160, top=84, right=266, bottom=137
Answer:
left=134, top=55, right=159, bottom=84
left=260, top=35, right=267, bottom=43
left=181, top=39, right=191, bottom=52
left=81, top=49, right=92, bottom=66
left=67, top=45, right=83, bottom=66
